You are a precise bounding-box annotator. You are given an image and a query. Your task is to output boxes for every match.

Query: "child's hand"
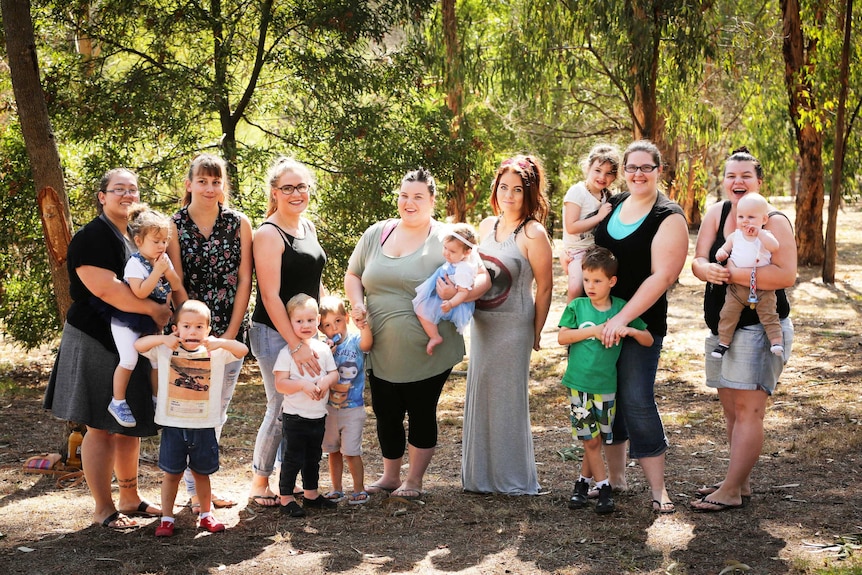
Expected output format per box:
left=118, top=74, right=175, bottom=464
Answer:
left=302, top=380, right=322, bottom=401
left=715, top=247, right=729, bottom=262
left=202, top=336, right=222, bottom=351
left=317, top=379, right=330, bottom=394
left=743, top=223, right=760, bottom=237
left=162, top=334, right=181, bottom=350
left=441, top=299, right=453, bottom=313
left=597, top=202, right=613, bottom=219
left=152, top=253, right=171, bottom=275
left=351, top=304, right=367, bottom=328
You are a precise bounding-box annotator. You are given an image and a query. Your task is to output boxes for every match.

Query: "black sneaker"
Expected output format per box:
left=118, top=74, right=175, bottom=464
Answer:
left=568, top=479, right=589, bottom=510
left=595, top=484, right=615, bottom=514
left=280, top=501, right=306, bottom=517
left=710, top=344, right=730, bottom=359
left=303, top=495, right=338, bottom=510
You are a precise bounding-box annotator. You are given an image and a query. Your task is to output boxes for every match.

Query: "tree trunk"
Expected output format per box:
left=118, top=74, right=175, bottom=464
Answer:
left=2, top=0, right=73, bottom=320
left=781, top=0, right=826, bottom=266
left=442, top=0, right=468, bottom=222
left=823, top=0, right=852, bottom=283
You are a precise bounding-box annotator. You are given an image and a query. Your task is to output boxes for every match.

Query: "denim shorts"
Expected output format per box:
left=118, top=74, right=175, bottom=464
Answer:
left=159, top=427, right=219, bottom=475
left=705, top=317, right=793, bottom=395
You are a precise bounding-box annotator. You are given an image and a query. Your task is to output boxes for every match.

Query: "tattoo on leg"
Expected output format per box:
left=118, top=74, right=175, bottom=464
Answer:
left=117, top=477, right=138, bottom=489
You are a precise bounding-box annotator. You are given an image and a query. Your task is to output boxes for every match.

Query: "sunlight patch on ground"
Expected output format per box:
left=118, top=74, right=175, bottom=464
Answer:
left=645, top=516, right=695, bottom=557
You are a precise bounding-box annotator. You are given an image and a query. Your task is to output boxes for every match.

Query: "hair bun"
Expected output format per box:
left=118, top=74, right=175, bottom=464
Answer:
left=731, top=145, right=751, bottom=155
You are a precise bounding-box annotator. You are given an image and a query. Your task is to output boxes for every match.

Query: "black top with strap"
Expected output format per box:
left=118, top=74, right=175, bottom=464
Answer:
left=703, top=200, right=790, bottom=334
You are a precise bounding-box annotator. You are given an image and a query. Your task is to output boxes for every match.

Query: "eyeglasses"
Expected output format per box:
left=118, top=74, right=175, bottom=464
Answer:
left=623, top=164, right=659, bottom=174
left=104, top=188, right=140, bottom=196
left=276, top=183, right=310, bottom=196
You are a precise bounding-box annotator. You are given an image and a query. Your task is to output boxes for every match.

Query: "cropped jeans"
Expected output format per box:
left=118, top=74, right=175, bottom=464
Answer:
left=610, top=335, right=669, bottom=459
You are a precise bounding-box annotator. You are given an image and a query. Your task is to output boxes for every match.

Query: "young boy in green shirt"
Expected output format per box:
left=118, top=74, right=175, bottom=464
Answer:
left=557, top=246, right=654, bottom=514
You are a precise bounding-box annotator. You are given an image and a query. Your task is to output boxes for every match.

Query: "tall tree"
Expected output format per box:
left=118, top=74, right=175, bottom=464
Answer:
left=2, top=0, right=72, bottom=319
left=781, top=0, right=826, bottom=265
left=823, top=0, right=852, bottom=282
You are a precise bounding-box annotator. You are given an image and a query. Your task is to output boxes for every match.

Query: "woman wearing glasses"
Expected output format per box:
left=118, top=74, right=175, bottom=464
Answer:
left=247, top=157, right=327, bottom=507
left=166, top=153, right=254, bottom=512
left=592, top=140, right=689, bottom=513
left=461, top=154, right=554, bottom=495
left=45, top=168, right=172, bottom=528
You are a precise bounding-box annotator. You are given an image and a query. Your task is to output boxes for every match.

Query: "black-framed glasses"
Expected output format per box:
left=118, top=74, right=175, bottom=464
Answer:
left=623, top=164, right=659, bottom=174
left=276, top=183, right=310, bottom=196
left=104, top=188, right=140, bottom=196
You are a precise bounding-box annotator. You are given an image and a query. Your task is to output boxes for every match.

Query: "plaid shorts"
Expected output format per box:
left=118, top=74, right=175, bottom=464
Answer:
left=569, top=389, right=616, bottom=444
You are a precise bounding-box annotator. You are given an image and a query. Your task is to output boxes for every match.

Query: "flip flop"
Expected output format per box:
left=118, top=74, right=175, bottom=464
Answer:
left=120, top=499, right=160, bottom=517
left=212, top=494, right=237, bottom=508
left=366, top=483, right=396, bottom=495
left=99, top=511, right=140, bottom=530
left=696, top=484, right=752, bottom=500
left=652, top=499, right=676, bottom=514
left=390, top=488, right=424, bottom=501
left=348, top=491, right=370, bottom=505
left=691, top=498, right=744, bottom=513
left=248, top=494, right=279, bottom=508
left=324, top=490, right=346, bottom=503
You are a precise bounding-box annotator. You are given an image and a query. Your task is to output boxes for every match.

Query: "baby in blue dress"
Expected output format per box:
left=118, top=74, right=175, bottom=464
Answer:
left=412, top=223, right=479, bottom=355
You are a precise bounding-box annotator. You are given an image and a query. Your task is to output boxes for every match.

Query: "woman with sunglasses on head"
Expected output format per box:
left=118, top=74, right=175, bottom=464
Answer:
left=593, top=140, right=689, bottom=514
left=461, top=154, right=554, bottom=495
left=44, top=168, right=172, bottom=529
left=247, top=156, right=327, bottom=508
left=345, top=168, right=490, bottom=499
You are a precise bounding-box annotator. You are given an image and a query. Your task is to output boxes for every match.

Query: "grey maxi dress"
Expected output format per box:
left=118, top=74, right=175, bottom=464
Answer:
left=461, top=220, right=541, bottom=495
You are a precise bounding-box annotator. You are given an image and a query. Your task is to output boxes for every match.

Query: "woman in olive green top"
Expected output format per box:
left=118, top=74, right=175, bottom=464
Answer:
left=345, top=168, right=488, bottom=499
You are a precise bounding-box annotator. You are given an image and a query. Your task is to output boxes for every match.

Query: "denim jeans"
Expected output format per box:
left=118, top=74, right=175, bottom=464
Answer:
left=249, top=322, right=287, bottom=477
left=611, top=336, right=669, bottom=459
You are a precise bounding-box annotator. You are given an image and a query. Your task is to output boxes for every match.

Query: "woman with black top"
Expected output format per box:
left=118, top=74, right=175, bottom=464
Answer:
left=593, top=140, right=689, bottom=514
left=45, top=168, right=171, bottom=528
left=247, top=157, right=326, bottom=506
left=690, top=147, right=795, bottom=512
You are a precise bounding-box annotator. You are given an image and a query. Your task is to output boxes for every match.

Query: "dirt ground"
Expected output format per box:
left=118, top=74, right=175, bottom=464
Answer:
left=0, top=198, right=860, bottom=575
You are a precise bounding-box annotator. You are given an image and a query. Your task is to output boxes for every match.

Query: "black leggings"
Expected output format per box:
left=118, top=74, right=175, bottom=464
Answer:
left=369, top=369, right=451, bottom=459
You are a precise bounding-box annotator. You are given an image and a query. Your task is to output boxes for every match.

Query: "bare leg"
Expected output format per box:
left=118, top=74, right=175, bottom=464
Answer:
left=161, top=472, right=183, bottom=518
left=192, top=471, right=212, bottom=515
left=393, top=445, right=434, bottom=495
left=692, top=389, right=765, bottom=509
left=581, top=438, right=604, bottom=482
left=369, top=456, right=403, bottom=491
left=345, top=455, right=365, bottom=493
left=417, top=315, right=443, bottom=355
left=603, top=442, right=629, bottom=490
left=112, top=367, right=134, bottom=401
left=566, top=260, right=584, bottom=303
left=640, top=454, right=673, bottom=511
left=327, top=451, right=344, bottom=493
left=115, top=433, right=158, bottom=512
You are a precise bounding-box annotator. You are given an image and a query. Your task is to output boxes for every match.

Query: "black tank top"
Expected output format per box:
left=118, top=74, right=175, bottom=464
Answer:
left=251, top=220, right=326, bottom=330
left=703, top=201, right=790, bottom=334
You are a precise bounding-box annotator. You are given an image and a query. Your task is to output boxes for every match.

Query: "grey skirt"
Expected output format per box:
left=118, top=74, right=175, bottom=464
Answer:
left=44, top=322, right=158, bottom=436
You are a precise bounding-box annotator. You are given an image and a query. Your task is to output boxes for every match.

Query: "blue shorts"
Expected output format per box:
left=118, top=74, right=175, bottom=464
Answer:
left=705, top=317, right=793, bottom=396
left=158, top=427, right=219, bottom=475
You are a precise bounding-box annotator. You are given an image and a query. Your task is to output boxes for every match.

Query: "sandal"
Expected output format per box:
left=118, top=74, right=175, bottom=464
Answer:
left=248, top=494, right=279, bottom=508
left=652, top=499, right=676, bottom=514
left=120, top=499, right=160, bottom=517
left=348, top=491, right=370, bottom=505
left=324, top=490, right=346, bottom=503
left=99, top=511, right=140, bottom=530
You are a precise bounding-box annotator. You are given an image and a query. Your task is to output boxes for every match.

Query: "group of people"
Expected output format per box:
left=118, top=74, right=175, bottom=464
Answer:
left=43, top=139, right=795, bottom=534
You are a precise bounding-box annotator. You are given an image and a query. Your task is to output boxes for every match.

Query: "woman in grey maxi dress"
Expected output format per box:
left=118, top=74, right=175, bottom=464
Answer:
left=461, top=155, right=554, bottom=495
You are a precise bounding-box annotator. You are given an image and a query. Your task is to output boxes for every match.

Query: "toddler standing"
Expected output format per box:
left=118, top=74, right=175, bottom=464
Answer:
left=274, top=294, right=339, bottom=517
left=318, top=296, right=373, bottom=504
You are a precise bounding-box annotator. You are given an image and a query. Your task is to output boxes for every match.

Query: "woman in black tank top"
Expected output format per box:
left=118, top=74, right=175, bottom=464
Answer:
left=690, top=147, right=796, bottom=512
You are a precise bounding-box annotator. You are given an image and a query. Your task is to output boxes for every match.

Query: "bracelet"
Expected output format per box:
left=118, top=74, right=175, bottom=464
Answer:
left=289, top=342, right=303, bottom=355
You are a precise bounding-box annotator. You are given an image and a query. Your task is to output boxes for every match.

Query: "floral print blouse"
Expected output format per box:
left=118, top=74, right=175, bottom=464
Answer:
left=172, top=205, right=246, bottom=338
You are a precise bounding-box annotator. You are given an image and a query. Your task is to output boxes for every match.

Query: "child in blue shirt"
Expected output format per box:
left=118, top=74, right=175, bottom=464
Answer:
left=318, top=296, right=373, bottom=504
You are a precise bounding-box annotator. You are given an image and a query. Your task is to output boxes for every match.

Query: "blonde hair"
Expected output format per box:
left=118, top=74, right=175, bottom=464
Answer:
left=443, top=223, right=477, bottom=250
left=175, top=299, right=211, bottom=325
left=265, top=156, right=316, bottom=217
left=127, top=203, right=172, bottom=242
left=318, top=295, right=348, bottom=318
left=286, top=293, right=318, bottom=317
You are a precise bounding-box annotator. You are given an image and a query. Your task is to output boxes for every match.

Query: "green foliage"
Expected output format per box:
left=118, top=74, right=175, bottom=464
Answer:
left=0, top=123, right=61, bottom=348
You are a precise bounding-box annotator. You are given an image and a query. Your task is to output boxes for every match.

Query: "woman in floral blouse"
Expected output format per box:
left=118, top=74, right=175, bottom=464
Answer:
left=166, top=153, right=254, bottom=510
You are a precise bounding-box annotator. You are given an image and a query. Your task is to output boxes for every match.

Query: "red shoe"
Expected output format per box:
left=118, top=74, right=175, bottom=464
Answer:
left=155, top=520, right=175, bottom=537
left=198, top=515, right=225, bottom=533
